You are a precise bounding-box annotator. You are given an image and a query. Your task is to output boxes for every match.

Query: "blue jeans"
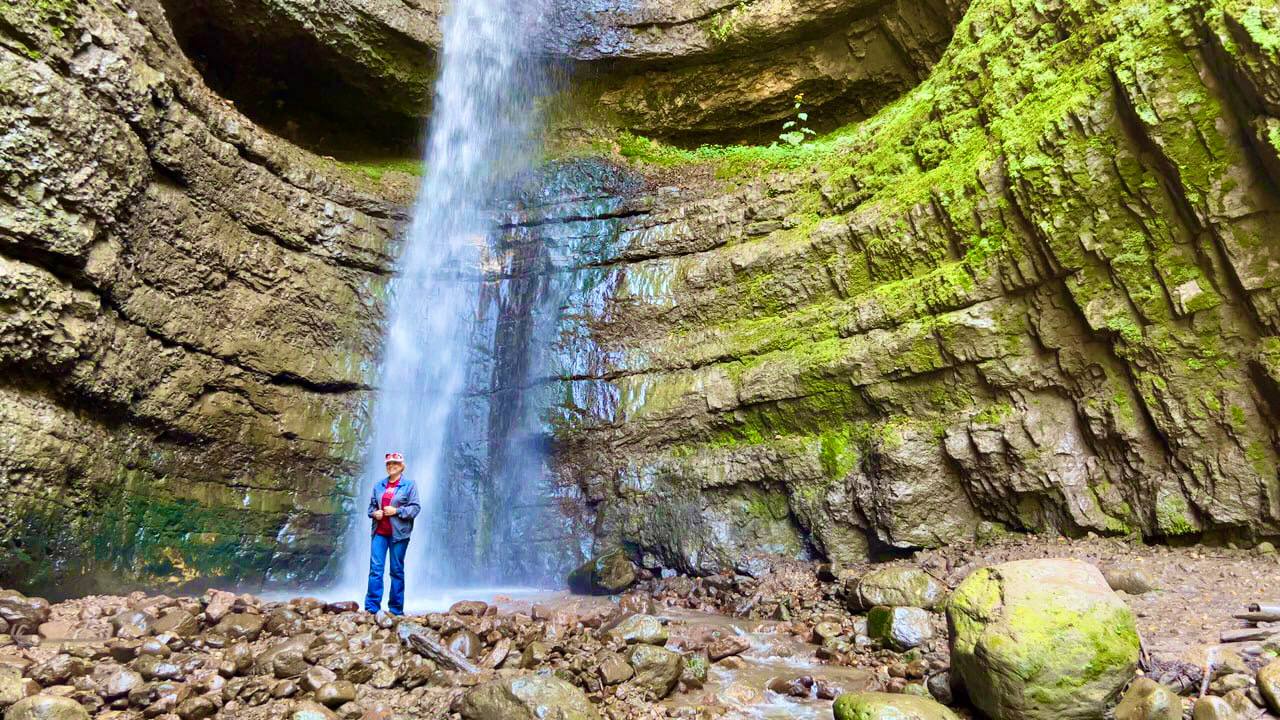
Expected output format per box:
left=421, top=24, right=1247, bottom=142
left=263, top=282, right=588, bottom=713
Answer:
left=365, top=533, right=409, bottom=614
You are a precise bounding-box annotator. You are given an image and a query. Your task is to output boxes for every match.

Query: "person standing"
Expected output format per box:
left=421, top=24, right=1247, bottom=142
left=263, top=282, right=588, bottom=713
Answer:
left=365, top=452, right=421, bottom=615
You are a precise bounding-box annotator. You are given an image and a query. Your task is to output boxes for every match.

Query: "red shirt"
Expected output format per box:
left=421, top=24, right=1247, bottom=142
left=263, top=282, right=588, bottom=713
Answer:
left=375, top=479, right=400, bottom=536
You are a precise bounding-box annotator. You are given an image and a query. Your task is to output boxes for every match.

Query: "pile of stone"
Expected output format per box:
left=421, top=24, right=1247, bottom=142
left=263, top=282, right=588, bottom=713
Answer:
left=0, top=553, right=1170, bottom=720
left=0, top=583, right=726, bottom=720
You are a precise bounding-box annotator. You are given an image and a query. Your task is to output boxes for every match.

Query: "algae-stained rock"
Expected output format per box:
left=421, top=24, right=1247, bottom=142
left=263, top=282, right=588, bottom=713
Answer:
left=946, top=559, right=1139, bottom=720
left=833, top=691, right=962, bottom=720
left=867, top=606, right=933, bottom=651
left=459, top=674, right=601, bottom=720
left=1115, top=678, right=1182, bottom=720
left=854, top=568, right=947, bottom=609
left=1257, top=658, right=1280, bottom=714
left=626, top=644, right=683, bottom=699
left=4, top=695, right=90, bottom=720
left=681, top=652, right=709, bottom=689
left=567, top=550, right=637, bottom=595
left=0, top=667, right=31, bottom=708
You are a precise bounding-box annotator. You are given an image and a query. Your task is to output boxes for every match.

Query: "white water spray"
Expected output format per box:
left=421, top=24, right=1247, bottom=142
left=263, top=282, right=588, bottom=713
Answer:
left=331, top=0, right=550, bottom=606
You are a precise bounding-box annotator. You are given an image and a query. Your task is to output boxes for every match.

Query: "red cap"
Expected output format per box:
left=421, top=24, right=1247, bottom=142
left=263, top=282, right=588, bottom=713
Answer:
left=384, top=452, right=404, bottom=463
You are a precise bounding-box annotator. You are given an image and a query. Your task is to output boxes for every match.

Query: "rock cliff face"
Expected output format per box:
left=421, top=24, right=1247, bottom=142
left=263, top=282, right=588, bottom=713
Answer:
left=0, top=0, right=411, bottom=593
left=3, top=0, right=1280, bottom=591
left=160, top=0, right=967, bottom=142
left=538, top=0, right=1280, bottom=573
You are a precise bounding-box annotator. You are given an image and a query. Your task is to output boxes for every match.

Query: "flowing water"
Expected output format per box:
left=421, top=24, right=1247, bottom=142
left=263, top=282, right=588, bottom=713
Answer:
left=332, top=0, right=552, bottom=603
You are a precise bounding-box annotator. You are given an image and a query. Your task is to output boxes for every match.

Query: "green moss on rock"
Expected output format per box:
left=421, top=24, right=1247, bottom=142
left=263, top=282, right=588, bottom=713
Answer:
left=834, top=691, right=961, bottom=720
left=947, top=559, right=1139, bottom=720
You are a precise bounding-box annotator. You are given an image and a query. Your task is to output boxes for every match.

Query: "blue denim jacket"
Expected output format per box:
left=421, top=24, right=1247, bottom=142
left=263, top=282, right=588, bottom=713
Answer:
left=367, top=476, right=421, bottom=541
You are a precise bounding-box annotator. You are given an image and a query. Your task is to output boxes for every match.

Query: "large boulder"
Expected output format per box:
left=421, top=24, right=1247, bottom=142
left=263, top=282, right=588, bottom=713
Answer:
left=834, top=691, right=962, bottom=720
left=459, top=675, right=600, bottom=720
left=946, top=559, right=1140, bottom=720
left=1257, top=658, right=1280, bottom=714
left=567, top=551, right=637, bottom=595
left=853, top=568, right=947, bottom=610
left=626, top=644, right=682, bottom=699
left=4, top=695, right=90, bottom=720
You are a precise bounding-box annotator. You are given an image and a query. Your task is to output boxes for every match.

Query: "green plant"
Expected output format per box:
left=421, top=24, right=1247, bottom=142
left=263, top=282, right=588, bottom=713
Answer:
left=779, top=94, right=816, bottom=146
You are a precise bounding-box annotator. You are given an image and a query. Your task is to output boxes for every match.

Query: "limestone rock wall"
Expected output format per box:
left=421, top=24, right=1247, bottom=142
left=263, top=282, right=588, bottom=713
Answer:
left=538, top=0, right=1280, bottom=574
left=161, top=0, right=968, bottom=141
left=5, top=0, right=1280, bottom=592
left=0, top=0, right=409, bottom=593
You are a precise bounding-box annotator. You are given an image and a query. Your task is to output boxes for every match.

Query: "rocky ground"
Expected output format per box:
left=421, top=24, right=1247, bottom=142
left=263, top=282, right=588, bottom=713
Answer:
left=4, top=536, right=1280, bottom=720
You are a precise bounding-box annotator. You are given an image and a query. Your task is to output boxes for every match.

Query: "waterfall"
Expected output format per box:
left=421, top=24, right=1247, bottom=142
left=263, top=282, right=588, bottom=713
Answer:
left=331, top=0, right=551, bottom=606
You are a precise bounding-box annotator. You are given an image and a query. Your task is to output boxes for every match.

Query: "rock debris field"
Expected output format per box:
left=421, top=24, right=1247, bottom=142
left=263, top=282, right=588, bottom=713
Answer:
left=4, top=537, right=1280, bottom=720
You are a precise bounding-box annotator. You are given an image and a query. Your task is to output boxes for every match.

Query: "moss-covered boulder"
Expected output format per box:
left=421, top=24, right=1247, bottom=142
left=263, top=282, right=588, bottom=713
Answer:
left=946, top=559, right=1139, bottom=720
left=567, top=551, right=637, bottom=595
left=834, top=691, right=962, bottom=720
left=1257, top=658, right=1280, bottom=715
left=626, top=644, right=682, bottom=699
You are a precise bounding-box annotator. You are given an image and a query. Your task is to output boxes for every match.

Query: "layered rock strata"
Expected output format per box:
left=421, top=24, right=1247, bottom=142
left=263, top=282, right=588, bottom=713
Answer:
left=158, top=0, right=969, bottom=141
left=0, top=0, right=409, bottom=592
left=530, top=0, right=1280, bottom=573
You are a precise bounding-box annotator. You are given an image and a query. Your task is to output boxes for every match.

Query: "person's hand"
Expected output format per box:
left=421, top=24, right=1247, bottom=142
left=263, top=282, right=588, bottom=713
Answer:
left=373, top=510, right=384, bottom=521
left=384, top=506, right=398, bottom=517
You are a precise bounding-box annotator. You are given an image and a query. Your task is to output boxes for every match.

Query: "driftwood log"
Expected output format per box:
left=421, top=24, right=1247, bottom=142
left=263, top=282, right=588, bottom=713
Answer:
left=397, top=622, right=481, bottom=673
left=1219, top=627, right=1276, bottom=643
left=1234, top=604, right=1280, bottom=623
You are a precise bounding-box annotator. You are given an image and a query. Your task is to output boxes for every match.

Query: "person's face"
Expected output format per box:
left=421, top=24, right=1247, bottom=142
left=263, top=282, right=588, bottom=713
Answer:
left=386, top=461, right=404, bottom=475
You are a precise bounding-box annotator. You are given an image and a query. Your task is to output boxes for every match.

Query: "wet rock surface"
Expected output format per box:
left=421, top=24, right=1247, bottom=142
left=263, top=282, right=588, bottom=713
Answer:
left=0, top=0, right=408, bottom=593
left=0, top=537, right=1270, bottom=719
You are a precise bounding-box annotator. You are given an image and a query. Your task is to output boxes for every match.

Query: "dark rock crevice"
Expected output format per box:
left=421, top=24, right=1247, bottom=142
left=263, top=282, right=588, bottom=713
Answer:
left=158, top=0, right=427, bottom=158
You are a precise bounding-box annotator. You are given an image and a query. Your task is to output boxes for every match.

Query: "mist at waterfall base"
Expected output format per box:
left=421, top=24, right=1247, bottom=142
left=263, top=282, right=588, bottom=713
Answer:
left=324, top=0, right=570, bottom=612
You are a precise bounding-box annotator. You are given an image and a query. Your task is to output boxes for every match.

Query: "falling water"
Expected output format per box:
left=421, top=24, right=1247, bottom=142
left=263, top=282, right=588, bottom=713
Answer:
left=332, top=0, right=551, bottom=605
